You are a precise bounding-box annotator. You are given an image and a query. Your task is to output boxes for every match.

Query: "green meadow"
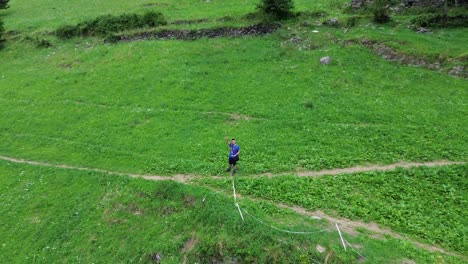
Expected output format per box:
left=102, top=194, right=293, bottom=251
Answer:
left=1, top=160, right=466, bottom=263
left=199, top=164, right=468, bottom=253
left=1, top=0, right=467, bottom=262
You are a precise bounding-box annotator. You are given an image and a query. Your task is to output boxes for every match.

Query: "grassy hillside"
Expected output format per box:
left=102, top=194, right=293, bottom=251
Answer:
left=0, top=0, right=467, bottom=262
left=0, top=28, right=466, bottom=175
left=1, top=160, right=465, bottom=263
left=199, top=164, right=468, bottom=253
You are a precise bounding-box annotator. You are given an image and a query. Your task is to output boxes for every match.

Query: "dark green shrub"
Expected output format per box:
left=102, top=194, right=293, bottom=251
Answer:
left=257, top=0, right=295, bottom=19
left=371, top=0, right=391, bottom=23
left=0, top=20, right=4, bottom=40
left=411, top=14, right=468, bottom=28
left=0, top=0, right=9, bottom=9
left=56, top=11, right=167, bottom=39
left=345, top=16, right=361, bottom=27
left=142, top=11, right=166, bottom=27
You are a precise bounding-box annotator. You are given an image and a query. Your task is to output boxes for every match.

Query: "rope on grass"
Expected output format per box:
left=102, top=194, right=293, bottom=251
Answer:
left=241, top=207, right=330, bottom=235
left=336, top=223, right=347, bottom=251
left=345, top=239, right=366, bottom=260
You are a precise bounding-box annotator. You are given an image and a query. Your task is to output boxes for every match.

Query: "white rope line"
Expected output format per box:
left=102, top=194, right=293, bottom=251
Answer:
left=231, top=175, right=238, bottom=204
left=231, top=172, right=329, bottom=234
left=345, top=239, right=366, bottom=260
left=235, top=203, right=244, bottom=221
left=335, top=223, right=347, bottom=251
left=241, top=207, right=330, bottom=235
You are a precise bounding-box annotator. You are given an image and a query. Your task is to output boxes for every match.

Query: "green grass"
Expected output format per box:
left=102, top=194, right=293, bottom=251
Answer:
left=1, top=160, right=465, bottom=263
left=342, top=24, right=468, bottom=65
left=1, top=0, right=467, bottom=262
left=1, top=0, right=348, bottom=32
left=1, top=29, right=466, bottom=175
left=198, top=164, right=468, bottom=253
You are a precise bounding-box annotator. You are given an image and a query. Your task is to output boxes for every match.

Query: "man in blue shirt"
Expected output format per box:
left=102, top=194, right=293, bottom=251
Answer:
left=225, top=136, right=240, bottom=176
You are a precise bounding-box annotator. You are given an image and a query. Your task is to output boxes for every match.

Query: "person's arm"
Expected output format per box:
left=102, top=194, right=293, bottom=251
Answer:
left=225, top=136, right=230, bottom=146
left=234, top=147, right=240, bottom=157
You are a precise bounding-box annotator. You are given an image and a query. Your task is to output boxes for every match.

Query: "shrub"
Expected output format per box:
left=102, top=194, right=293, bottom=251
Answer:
left=371, top=0, right=391, bottom=24
left=56, top=11, right=167, bottom=39
left=411, top=14, right=468, bottom=28
left=0, top=0, right=9, bottom=9
left=257, top=0, right=294, bottom=19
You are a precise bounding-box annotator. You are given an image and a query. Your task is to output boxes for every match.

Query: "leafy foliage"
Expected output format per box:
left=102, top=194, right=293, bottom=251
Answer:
left=55, top=11, right=167, bottom=38
left=371, top=0, right=391, bottom=23
left=411, top=14, right=468, bottom=28
left=0, top=0, right=9, bottom=9
left=257, top=0, right=295, bottom=19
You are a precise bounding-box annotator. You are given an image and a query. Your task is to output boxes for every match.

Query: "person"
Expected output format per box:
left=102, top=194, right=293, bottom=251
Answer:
left=225, top=136, right=240, bottom=176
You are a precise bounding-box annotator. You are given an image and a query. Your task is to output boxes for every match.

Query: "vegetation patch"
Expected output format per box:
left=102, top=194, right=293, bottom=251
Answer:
left=108, top=23, right=281, bottom=42
left=55, top=11, right=167, bottom=39
left=352, top=38, right=468, bottom=78
left=257, top=0, right=295, bottom=19
left=411, top=14, right=468, bottom=28
left=199, top=164, right=468, bottom=254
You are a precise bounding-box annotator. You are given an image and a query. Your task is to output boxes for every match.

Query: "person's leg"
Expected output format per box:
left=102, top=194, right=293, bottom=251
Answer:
left=226, top=158, right=233, bottom=172
left=232, top=164, right=237, bottom=176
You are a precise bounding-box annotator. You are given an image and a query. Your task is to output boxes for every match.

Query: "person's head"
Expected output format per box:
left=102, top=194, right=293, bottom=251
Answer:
left=231, top=138, right=236, bottom=145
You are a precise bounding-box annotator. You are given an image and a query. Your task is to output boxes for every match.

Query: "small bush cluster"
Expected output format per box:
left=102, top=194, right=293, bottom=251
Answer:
left=56, top=11, right=167, bottom=39
left=257, top=0, right=295, bottom=19
left=411, top=14, right=468, bottom=28
left=371, top=0, right=391, bottom=23
left=0, top=0, right=9, bottom=9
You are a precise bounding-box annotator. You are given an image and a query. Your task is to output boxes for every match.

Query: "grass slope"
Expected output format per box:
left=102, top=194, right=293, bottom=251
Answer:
left=199, top=164, right=468, bottom=253
left=1, top=30, right=466, bottom=175
left=1, top=160, right=465, bottom=263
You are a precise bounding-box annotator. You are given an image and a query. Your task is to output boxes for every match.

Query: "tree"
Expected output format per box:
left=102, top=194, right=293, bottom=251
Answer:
left=0, top=0, right=9, bottom=9
left=257, top=0, right=294, bottom=19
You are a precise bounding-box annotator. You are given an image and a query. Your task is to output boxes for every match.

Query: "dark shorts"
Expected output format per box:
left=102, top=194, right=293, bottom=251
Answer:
left=229, top=156, right=239, bottom=165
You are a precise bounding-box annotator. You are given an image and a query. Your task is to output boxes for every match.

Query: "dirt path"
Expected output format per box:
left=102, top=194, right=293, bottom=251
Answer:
left=0, top=155, right=464, bottom=183
left=295, top=160, right=464, bottom=177
left=0, top=155, right=192, bottom=183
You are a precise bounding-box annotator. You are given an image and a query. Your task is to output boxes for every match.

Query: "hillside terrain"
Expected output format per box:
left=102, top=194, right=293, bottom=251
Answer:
left=0, top=0, right=466, bottom=263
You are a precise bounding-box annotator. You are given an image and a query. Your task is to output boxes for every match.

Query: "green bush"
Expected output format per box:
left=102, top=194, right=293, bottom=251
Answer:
left=371, top=0, right=391, bottom=23
left=411, top=14, right=468, bottom=28
left=257, top=0, right=294, bottom=19
left=56, top=11, right=166, bottom=39
left=0, top=0, right=9, bottom=9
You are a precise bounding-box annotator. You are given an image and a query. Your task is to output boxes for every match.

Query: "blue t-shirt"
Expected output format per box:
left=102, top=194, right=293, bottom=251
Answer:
left=229, top=143, right=240, bottom=158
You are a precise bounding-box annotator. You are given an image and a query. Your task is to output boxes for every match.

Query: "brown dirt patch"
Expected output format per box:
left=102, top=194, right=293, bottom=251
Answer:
left=181, top=236, right=198, bottom=253
left=143, top=3, right=168, bottom=8
left=296, top=160, right=464, bottom=178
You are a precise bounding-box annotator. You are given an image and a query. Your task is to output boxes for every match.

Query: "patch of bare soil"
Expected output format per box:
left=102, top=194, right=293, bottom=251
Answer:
left=143, top=3, right=167, bottom=8
left=181, top=236, right=198, bottom=253
left=0, top=155, right=192, bottom=183
left=295, top=160, right=464, bottom=178
left=111, top=23, right=281, bottom=42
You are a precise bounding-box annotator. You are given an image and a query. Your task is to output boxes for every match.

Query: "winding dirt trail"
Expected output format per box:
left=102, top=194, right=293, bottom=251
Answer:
left=0, top=155, right=464, bottom=183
